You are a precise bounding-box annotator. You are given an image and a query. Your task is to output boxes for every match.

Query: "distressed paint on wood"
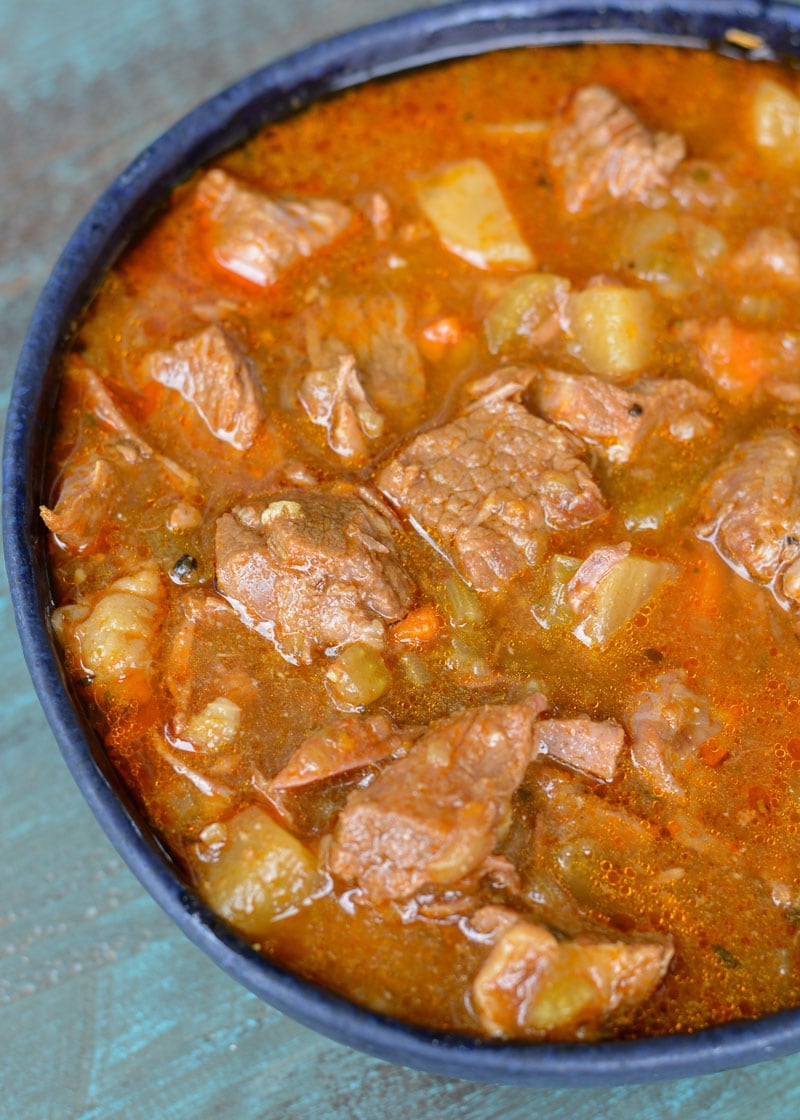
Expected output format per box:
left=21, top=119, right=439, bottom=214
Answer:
left=1, top=1, right=799, bottom=1117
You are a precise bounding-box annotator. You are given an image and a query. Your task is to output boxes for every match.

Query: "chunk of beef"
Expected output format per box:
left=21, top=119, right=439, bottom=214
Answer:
left=697, top=431, right=800, bottom=607
left=730, top=227, right=800, bottom=285
left=196, top=168, right=353, bottom=288
left=470, top=904, right=673, bottom=1038
left=625, top=670, right=720, bottom=793
left=269, top=712, right=412, bottom=792
left=144, top=325, right=264, bottom=450
left=534, top=717, right=625, bottom=781
left=548, top=86, right=685, bottom=214
left=530, top=368, right=714, bottom=464
left=376, top=396, right=606, bottom=592
left=215, top=486, right=415, bottom=664
left=305, top=291, right=426, bottom=415
left=328, top=694, right=548, bottom=902
left=41, top=364, right=201, bottom=554
left=298, top=353, right=384, bottom=459
left=41, top=458, right=116, bottom=552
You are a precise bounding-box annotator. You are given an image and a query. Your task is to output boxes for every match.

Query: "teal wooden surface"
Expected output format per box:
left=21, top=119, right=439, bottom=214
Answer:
left=2, top=1, right=800, bottom=1116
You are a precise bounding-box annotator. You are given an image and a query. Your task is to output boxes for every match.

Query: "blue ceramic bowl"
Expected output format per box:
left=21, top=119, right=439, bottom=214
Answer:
left=6, top=0, right=800, bottom=1087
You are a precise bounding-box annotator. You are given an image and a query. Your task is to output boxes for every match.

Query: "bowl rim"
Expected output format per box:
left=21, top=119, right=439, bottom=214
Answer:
left=6, top=0, right=800, bottom=1087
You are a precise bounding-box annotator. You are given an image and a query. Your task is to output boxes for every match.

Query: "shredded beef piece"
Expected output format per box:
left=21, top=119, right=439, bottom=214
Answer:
left=697, top=430, right=800, bottom=607
left=41, top=364, right=201, bottom=553
left=304, top=291, right=426, bottom=415
left=625, top=670, right=720, bottom=793
left=269, top=712, right=411, bottom=791
left=328, top=693, right=548, bottom=902
left=144, top=325, right=264, bottom=450
left=376, top=395, right=606, bottom=592
left=534, top=717, right=625, bottom=781
left=215, top=486, right=414, bottom=664
left=548, top=85, right=685, bottom=214
left=41, top=458, right=117, bottom=552
left=470, top=904, right=673, bottom=1038
left=196, top=168, right=353, bottom=287
left=298, top=353, right=384, bottom=459
left=531, top=368, right=714, bottom=463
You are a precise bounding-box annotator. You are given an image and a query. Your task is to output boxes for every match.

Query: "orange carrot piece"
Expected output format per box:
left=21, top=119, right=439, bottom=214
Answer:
left=391, top=605, right=444, bottom=645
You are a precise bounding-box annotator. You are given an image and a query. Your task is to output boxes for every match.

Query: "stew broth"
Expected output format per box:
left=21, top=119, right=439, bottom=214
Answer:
left=41, top=43, right=800, bottom=1040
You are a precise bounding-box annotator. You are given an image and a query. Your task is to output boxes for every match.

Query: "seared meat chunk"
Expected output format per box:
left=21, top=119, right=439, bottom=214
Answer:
left=305, top=291, right=426, bottom=416
left=376, top=395, right=606, bottom=592
left=548, top=86, right=685, bottom=214
left=471, top=904, right=673, bottom=1038
left=625, top=670, right=720, bottom=793
left=41, top=363, right=201, bottom=553
left=144, top=325, right=264, bottom=450
left=215, top=485, right=414, bottom=663
left=298, top=353, right=384, bottom=460
left=531, top=368, right=714, bottom=463
left=196, top=169, right=353, bottom=287
left=269, top=712, right=411, bottom=792
left=40, top=458, right=116, bottom=552
left=328, top=694, right=547, bottom=902
left=534, top=717, right=625, bottom=781
left=697, top=431, right=800, bottom=606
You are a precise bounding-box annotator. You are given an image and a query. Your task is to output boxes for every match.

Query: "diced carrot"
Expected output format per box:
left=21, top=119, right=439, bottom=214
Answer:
left=698, top=740, right=730, bottom=768
left=418, top=316, right=468, bottom=363
left=693, top=317, right=779, bottom=399
left=391, top=605, right=444, bottom=646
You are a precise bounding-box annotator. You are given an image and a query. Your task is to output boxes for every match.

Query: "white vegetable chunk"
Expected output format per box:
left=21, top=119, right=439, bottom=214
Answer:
left=567, top=285, right=654, bottom=380
left=415, top=158, right=535, bottom=270
left=753, top=79, right=800, bottom=164
left=198, top=806, right=321, bottom=934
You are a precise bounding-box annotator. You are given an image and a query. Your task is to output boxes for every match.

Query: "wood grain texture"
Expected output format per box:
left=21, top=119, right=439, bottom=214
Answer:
left=2, top=1, right=800, bottom=1117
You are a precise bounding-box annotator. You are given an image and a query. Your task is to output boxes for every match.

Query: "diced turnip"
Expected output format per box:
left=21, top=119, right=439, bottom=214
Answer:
left=753, top=79, right=800, bottom=163
left=415, top=158, right=535, bottom=270
left=567, top=286, right=654, bottom=380
left=198, top=806, right=320, bottom=934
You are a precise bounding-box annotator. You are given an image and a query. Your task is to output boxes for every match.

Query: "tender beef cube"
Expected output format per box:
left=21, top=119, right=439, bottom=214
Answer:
left=670, top=160, right=738, bottom=211
left=196, top=168, right=353, bottom=287
left=328, top=694, right=548, bottom=902
left=41, top=458, right=116, bottom=552
left=144, top=325, right=264, bottom=451
left=471, top=904, right=673, bottom=1038
left=298, top=353, right=384, bottom=459
left=530, top=368, right=714, bottom=463
left=697, top=431, right=800, bottom=606
left=269, top=712, right=412, bottom=792
left=215, top=486, right=415, bottom=664
left=534, top=717, right=625, bottom=781
left=730, top=227, right=800, bottom=285
left=305, top=292, right=426, bottom=415
left=41, top=364, right=201, bottom=553
left=625, top=670, right=720, bottom=793
left=376, top=396, right=606, bottom=592
left=548, top=85, right=685, bottom=214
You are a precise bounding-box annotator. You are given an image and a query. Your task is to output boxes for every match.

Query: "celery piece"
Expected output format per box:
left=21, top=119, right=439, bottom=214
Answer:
left=326, top=642, right=392, bottom=708
left=398, top=651, right=433, bottom=688
left=532, top=554, right=581, bottom=630
left=415, top=158, right=535, bottom=270
left=441, top=575, right=484, bottom=627
left=484, top=272, right=570, bottom=353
